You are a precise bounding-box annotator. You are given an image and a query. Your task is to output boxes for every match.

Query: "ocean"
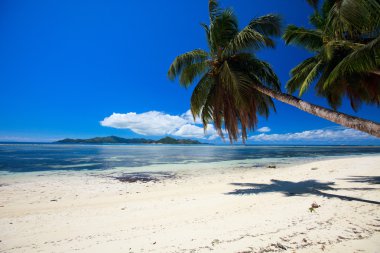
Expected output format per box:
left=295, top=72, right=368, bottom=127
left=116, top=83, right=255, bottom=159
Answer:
left=0, top=144, right=379, bottom=174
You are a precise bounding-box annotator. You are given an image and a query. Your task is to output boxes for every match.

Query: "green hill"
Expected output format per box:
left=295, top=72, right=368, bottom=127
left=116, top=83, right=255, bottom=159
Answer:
left=55, top=136, right=203, bottom=145
left=156, top=137, right=202, bottom=144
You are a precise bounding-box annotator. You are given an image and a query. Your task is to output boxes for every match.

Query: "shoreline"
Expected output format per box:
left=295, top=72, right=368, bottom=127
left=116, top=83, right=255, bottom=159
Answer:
left=1, top=155, right=380, bottom=252
left=1, top=152, right=379, bottom=178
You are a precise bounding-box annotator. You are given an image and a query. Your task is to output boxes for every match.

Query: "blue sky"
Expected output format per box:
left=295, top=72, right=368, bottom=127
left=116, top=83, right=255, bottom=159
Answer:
left=0, top=0, right=379, bottom=144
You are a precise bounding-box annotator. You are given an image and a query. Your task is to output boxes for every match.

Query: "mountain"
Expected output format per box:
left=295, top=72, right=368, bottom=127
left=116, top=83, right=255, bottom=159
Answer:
left=55, top=136, right=153, bottom=144
left=55, top=136, right=203, bottom=145
left=155, top=137, right=201, bottom=144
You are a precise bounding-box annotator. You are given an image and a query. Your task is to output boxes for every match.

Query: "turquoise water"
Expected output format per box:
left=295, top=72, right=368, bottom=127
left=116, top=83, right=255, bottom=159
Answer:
left=0, top=144, right=379, bottom=173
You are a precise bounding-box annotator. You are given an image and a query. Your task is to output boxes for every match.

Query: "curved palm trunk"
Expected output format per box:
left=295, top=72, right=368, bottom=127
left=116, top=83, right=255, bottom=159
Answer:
left=252, top=83, right=380, bottom=138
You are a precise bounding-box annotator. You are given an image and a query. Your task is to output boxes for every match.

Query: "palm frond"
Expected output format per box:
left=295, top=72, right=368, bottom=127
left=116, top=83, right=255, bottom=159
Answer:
left=285, top=0, right=380, bottom=112
left=256, top=94, right=276, bottom=118
left=180, top=61, right=210, bottom=88
left=247, top=14, right=282, bottom=37
left=168, top=49, right=209, bottom=81
left=283, top=25, right=324, bottom=51
left=324, top=40, right=363, bottom=60
left=299, top=60, right=323, bottom=96
left=190, top=74, right=214, bottom=118
left=286, top=57, right=320, bottom=93
left=314, top=56, right=352, bottom=110
left=209, top=0, right=221, bottom=22
left=234, top=70, right=276, bottom=117
left=230, top=53, right=280, bottom=91
left=306, top=0, right=319, bottom=9
left=324, top=35, right=380, bottom=88
left=309, top=0, right=333, bottom=29
left=249, top=59, right=280, bottom=91
left=219, top=61, right=243, bottom=106
left=201, top=81, right=217, bottom=127
left=223, top=28, right=274, bottom=57
left=200, top=23, right=212, bottom=52
left=209, top=9, right=239, bottom=51
left=222, top=14, right=281, bottom=57
left=326, top=0, right=380, bottom=36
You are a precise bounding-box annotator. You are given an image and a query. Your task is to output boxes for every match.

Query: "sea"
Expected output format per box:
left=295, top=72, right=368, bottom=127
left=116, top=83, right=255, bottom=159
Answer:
left=0, top=144, right=379, bottom=174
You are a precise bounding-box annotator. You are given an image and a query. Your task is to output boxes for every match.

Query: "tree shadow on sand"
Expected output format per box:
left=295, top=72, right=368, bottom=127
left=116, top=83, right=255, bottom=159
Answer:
left=341, top=176, right=380, bottom=185
left=226, top=179, right=380, bottom=205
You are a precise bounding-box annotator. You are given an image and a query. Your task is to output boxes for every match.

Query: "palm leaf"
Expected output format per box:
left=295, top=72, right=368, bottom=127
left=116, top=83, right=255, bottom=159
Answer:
left=230, top=53, right=280, bottom=91
left=190, top=74, right=214, bottom=118
left=283, top=25, right=323, bottom=51
left=285, top=0, right=380, bottom=111
left=306, top=0, right=319, bottom=9
left=201, top=23, right=213, bottom=52
left=209, top=0, right=221, bottom=22
left=180, top=61, right=210, bottom=88
left=248, top=58, right=280, bottom=91
left=209, top=9, right=239, bottom=51
left=233, top=70, right=275, bottom=118
left=326, top=0, right=380, bottom=36
left=324, top=40, right=363, bottom=60
left=247, top=14, right=282, bottom=37
left=324, top=35, right=380, bottom=88
left=219, top=61, right=243, bottom=106
left=299, top=60, right=323, bottom=96
left=223, top=28, right=274, bottom=57
left=286, top=57, right=320, bottom=93
left=168, top=49, right=209, bottom=80
left=201, top=81, right=217, bottom=127
left=256, top=94, right=276, bottom=118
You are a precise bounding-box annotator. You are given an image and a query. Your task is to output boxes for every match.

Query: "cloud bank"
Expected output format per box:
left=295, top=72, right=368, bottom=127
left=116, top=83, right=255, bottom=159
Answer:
left=100, top=110, right=216, bottom=139
left=249, top=127, right=377, bottom=144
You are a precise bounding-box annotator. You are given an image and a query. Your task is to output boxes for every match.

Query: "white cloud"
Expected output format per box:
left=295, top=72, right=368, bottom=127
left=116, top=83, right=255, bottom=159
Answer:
left=181, top=110, right=203, bottom=124
left=100, top=111, right=187, bottom=136
left=257, top=127, right=271, bottom=133
left=249, top=127, right=377, bottom=143
left=172, top=124, right=217, bottom=139
left=208, top=133, right=221, bottom=140
left=172, top=124, right=204, bottom=138
left=100, top=111, right=217, bottom=139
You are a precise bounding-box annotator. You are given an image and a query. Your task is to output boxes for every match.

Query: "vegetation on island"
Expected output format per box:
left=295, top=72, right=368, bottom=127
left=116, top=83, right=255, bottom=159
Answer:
left=56, top=136, right=203, bottom=145
left=168, top=0, right=380, bottom=142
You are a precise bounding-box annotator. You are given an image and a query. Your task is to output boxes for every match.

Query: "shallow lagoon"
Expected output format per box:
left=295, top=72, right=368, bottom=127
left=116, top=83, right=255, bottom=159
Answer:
left=0, top=144, right=379, bottom=173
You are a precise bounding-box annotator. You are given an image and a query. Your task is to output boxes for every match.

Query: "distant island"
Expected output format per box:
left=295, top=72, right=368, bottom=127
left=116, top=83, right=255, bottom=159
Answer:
left=55, top=136, right=204, bottom=145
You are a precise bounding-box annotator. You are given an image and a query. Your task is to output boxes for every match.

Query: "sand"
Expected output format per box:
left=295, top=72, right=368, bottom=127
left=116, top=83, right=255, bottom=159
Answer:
left=0, top=155, right=380, bottom=253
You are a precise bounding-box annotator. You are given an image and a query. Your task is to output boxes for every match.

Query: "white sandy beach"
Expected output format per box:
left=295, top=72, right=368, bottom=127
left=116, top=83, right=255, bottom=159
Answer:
left=0, top=155, right=380, bottom=253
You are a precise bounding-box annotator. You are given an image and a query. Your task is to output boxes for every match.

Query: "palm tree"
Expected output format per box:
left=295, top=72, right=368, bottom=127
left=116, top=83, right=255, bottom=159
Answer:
left=284, top=0, right=380, bottom=115
left=168, top=0, right=380, bottom=142
left=168, top=1, right=281, bottom=142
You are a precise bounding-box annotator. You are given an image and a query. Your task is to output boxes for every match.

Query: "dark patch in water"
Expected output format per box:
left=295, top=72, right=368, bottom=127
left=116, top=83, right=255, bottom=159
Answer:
left=112, top=172, right=176, bottom=183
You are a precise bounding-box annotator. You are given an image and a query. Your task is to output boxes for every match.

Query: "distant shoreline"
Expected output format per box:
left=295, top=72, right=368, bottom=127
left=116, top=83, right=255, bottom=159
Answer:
left=1, top=142, right=380, bottom=147
left=54, top=136, right=205, bottom=145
